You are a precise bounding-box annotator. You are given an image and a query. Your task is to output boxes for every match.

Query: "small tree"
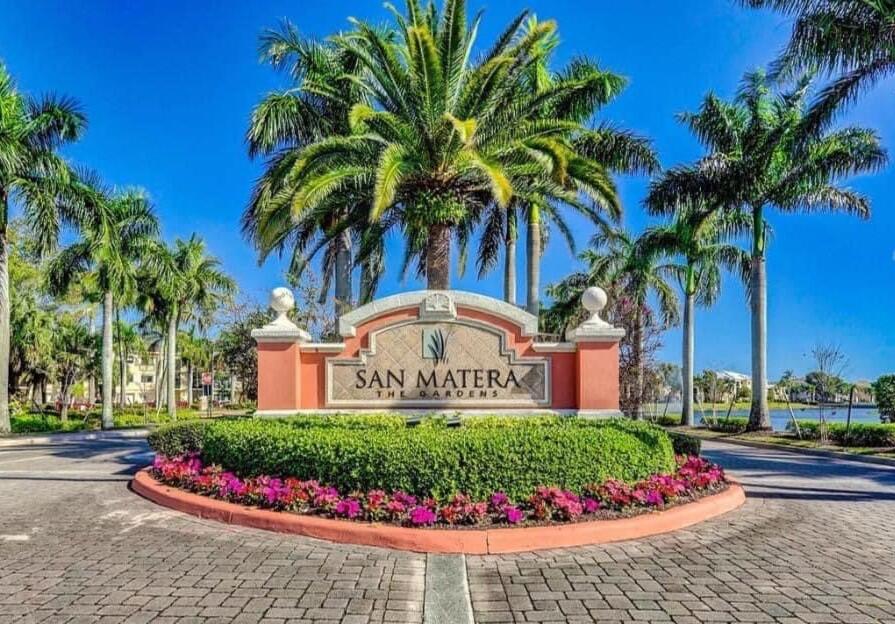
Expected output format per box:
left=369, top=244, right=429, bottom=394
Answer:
left=811, top=342, right=848, bottom=444
left=872, top=375, right=895, bottom=423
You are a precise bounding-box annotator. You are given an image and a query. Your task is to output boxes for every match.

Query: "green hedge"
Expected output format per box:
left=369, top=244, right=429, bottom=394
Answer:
left=149, top=416, right=675, bottom=501
left=703, top=416, right=749, bottom=433
left=786, top=420, right=895, bottom=447
left=667, top=431, right=701, bottom=456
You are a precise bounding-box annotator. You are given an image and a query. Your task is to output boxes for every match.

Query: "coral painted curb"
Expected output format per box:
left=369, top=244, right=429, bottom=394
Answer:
left=131, top=469, right=745, bottom=554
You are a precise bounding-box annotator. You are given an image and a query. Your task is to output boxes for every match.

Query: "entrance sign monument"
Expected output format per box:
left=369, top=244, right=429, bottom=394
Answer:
left=252, top=288, right=624, bottom=415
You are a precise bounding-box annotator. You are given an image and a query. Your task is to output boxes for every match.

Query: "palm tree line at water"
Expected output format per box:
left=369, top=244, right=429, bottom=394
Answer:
left=2, top=0, right=891, bottom=432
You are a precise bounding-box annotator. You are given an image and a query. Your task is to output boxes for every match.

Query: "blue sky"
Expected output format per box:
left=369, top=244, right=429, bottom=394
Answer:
left=2, top=1, right=893, bottom=380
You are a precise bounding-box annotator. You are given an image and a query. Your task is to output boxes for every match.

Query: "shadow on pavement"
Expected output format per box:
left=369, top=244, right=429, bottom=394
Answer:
left=704, top=443, right=895, bottom=501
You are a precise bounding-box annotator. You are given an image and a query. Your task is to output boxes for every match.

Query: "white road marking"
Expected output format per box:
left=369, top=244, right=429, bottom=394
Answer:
left=0, top=534, right=29, bottom=542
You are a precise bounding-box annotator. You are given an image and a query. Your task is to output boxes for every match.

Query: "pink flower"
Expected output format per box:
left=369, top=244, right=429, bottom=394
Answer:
left=408, top=506, right=436, bottom=526
left=584, top=498, right=600, bottom=514
left=335, top=498, right=362, bottom=519
left=504, top=506, right=524, bottom=524
left=490, top=492, right=509, bottom=509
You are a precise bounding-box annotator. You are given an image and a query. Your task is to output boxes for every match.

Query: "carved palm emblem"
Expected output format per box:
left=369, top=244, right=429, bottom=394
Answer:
left=422, top=328, right=448, bottom=365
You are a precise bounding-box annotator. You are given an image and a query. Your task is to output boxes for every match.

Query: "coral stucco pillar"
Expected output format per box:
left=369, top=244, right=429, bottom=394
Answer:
left=251, top=287, right=311, bottom=415
left=566, top=287, right=626, bottom=416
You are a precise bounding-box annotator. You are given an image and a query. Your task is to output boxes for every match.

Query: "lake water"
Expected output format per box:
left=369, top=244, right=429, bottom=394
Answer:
left=695, top=407, right=882, bottom=432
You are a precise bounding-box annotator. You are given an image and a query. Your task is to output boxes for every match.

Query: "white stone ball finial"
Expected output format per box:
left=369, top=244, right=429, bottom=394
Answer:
left=269, top=287, right=296, bottom=326
left=581, top=286, right=609, bottom=327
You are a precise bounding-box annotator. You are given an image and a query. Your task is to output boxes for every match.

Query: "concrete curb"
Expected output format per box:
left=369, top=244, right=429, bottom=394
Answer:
left=131, top=469, right=746, bottom=554
left=424, top=554, right=474, bottom=624
left=699, top=435, right=895, bottom=468
left=0, top=428, right=149, bottom=447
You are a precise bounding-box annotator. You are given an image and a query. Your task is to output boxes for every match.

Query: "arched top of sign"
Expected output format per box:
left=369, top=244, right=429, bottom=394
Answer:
left=338, top=290, right=539, bottom=338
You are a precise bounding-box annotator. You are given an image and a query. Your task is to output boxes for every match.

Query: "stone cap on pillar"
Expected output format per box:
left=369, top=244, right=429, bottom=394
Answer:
left=251, top=287, right=312, bottom=343
left=565, top=286, right=626, bottom=343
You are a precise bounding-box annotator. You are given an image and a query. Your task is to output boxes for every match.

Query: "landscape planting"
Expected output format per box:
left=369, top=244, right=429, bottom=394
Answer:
left=148, top=415, right=726, bottom=528
left=149, top=416, right=677, bottom=501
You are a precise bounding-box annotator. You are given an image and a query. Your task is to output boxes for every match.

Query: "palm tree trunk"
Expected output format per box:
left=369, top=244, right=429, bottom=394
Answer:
left=631, top=308, right=644, bottom=420
left=60, top=375, right=72, bottom=422
left=748, top=255, right=770, bottom=430
left=167, top=306, right=177, bottom=419
left=187, top=360, right=193, bottom=408
left=748, top=205, right=770, bottom=431
left=426, top=224, right=451, bottom=290
left=87, top=310, right=96, bottom=406
left=101, top=291, right=114, bottom=429
left=360, top=265, right=374, bottom=305
left=526, top=204, right=541, bottom=317
left=334, top=230, right=352, bottom=317
left=154, top=343, right=162, bottom=407
left=0, top=223, right=10, bottom=434
left=504, top=207, right=517, bottom=305
left=681, top=290, right=695, bottom=426
left=116, top=307, right=126, bottom=407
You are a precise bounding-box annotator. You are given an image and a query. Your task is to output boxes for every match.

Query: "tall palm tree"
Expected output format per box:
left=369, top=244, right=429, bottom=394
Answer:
left=743, top=0, right=894, bottom=112
left=144, top=236, right=234, bottom=419
left=502, top=16, right=659, bottom=317
left=245, top=23, right=371, bottom=319
left=545, top=226, right=679, bottom=418
left=46, top=182, right=158, bottom=429
left=277, top=0, right=623, bottom=291
left=640, top=207, right=751, bottom=426
left=647, top=71, right=886, bottom=429
left=0, top=64, right=86, bottom=433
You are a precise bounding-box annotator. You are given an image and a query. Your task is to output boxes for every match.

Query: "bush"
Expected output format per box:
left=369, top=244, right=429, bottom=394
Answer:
left=150, top=416, right=676, bottom=501
left=11, top=413, right=90, bottom=434
left=279, top=413, right=407, bottom=430
left=703, top=416, right=749, bottom=433
left=668, top=432, right=701, bottom=456
left=786, top=420, right=895, bottom=447
left=147, top=421, right=209, bottom=457
left=651, top=414, right=683, bottom=427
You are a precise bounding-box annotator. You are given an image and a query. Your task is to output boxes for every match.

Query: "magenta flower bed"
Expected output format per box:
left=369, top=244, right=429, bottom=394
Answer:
left=150, top=454, right=727, bottom=528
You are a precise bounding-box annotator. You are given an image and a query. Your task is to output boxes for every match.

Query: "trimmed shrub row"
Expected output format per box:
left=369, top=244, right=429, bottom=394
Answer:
left=786, top=420, right=895, bottom=447
left=149, top=416, right=676, bottom=502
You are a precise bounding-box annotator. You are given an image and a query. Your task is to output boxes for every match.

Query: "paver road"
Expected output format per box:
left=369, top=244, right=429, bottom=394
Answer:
left=1, top=435, right=894, bottom=623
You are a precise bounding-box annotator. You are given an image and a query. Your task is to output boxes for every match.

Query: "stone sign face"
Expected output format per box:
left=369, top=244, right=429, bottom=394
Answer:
left=327, top=320, right=549, bottom=408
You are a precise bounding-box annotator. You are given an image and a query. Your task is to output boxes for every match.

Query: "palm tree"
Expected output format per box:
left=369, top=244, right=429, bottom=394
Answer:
left=0, top=64, right=87, bottom=433
left=245, top=23, right=372, bottom=319
left=178, top=330, right=210, bottom=408
left=506, top=17, right=659, bottom=317
left=46, top=182, right=158, bottom=429
left=743, top=0, right=894, bottom=112
left=640, top=207, right=751, bottom=426
left=53, top=315, right=98, bottom=422
left=144, top=236, right=234, bottom=419
left=113, top=318, right=146, bottom=407
left=274, top=1, right=624, bottom=291
left=545, top=226, right=679, bottom=418
left=646, top=71, right=886, bottom=429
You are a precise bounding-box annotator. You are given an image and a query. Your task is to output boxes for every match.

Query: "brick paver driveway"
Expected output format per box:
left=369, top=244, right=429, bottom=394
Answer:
left=1, top=436, right=894, bottom=623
